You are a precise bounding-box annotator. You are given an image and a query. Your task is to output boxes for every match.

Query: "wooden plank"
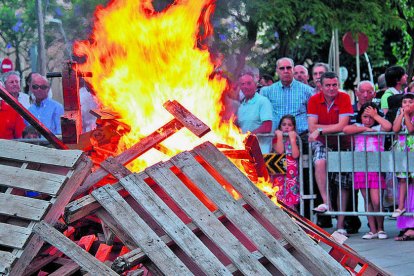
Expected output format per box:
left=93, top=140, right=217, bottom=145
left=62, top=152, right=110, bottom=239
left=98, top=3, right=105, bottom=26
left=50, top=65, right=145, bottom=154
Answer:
left=119, top=173, right=231, bottom=276
left=0, top=164, right=67, bottom=195
left=163, top=100, right=210, bottom=137
left=169, top=152, right=311, bottom=275
left=0, top=251, right=15, bottom=275
left=193, top=142, right=349, bottom=276
left=22, top=254, right=60, bottom=276
left=10, top=154, right=93, bottom=276
left=0, top=222, right=31, bottom=249
left=61, top=110, right=82, bottom=144
left=244, top=134, right=269, bottom=180
left=74, top=118, right=184, bottom=198
left=91, top=185, right=193, bottom=276
left=145, top=162, right=271, bottom=276
left=33, top=221, right=118, bottom=276
left=0, top=193, right=50, bottom=221
left=0, top=139, right=81, bottom=167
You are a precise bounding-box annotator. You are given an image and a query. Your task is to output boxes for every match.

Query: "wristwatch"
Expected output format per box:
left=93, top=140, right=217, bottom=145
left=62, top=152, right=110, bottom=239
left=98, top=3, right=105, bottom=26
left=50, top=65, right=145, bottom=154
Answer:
left=317, top=128, right=323, bottom=135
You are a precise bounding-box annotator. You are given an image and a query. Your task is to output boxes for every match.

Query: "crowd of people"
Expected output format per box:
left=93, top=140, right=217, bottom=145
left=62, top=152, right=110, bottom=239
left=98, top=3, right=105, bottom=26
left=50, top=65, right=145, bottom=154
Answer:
left=0, top=71, right=64, bottom=139
left=231, top=57, right=414, bottom=241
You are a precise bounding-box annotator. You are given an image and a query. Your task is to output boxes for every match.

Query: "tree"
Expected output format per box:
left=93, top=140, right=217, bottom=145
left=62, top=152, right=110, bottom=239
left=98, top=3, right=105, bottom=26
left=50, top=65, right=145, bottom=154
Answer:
left=0, top=0, right=37, bottom=73
left=389, top=0, right=414, bottom=79
left=211, top=0, right=396, bottom=83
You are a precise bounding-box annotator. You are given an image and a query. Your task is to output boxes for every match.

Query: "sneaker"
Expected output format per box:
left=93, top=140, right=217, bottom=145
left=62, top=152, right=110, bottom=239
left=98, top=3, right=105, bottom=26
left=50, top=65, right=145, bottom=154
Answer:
left=337, top=228, right=348, bottom=236
left=362, top=232, right=378, bottom=240
left=391, top=208, right=406, bottom=218
left=313, top=203, right=329, bottom=213
left=378, top=231, right=388, bottom=239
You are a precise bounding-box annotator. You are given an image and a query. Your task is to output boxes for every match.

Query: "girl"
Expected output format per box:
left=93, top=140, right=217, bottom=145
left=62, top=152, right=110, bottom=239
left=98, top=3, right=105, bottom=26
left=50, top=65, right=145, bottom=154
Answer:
left=392, top=93, right=414, bottom=220
left=343, top=103, right=392, bottom=239
left=272, top=115, right=300, bottom=210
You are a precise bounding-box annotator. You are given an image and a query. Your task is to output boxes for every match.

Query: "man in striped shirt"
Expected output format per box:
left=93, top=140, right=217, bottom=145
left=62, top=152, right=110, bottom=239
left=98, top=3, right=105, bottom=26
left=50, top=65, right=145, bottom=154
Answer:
left=260, top=57, right=314, bottom=135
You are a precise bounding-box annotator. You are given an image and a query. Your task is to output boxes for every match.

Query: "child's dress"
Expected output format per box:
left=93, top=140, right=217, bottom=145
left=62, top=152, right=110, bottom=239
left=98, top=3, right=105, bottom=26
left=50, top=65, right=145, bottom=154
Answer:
left=353, top=124, right=386, bottom=189
left=394, top=116, right=414, bottom=179
left=272, top=136, right=299, bottom=207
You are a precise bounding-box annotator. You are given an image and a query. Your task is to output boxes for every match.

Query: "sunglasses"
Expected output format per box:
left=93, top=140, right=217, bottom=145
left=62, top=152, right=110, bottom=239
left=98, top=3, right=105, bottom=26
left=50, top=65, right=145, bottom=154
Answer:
left=278, top=66, right=293, bottom=71
left=32, top=84, right=49, bottom=90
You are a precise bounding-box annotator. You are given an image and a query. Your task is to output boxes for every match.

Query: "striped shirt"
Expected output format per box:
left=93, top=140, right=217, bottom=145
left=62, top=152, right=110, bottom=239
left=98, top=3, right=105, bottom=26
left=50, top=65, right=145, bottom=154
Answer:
left=260, top=79, right=313, bottom=134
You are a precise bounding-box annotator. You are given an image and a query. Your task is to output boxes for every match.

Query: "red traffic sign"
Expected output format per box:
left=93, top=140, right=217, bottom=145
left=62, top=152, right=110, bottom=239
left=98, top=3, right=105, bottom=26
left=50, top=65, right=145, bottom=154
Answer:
left=342, top=32, right=369, bottom=56
left=1, top=57, right=13, bottom=73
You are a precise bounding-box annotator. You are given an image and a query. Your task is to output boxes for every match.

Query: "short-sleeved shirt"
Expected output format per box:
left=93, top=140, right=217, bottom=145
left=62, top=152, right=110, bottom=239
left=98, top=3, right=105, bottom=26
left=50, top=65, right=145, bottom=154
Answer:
left=237, top=92, right=273, bottom=133
left=307, top=91, right=353, bottom=149
left=0, top=100, right=25, bottom=139
left=28, top=98, right=64, bottom=135
left=260, top=79, right=313, bottom=134
left=380, top=87, right=401, bottom=110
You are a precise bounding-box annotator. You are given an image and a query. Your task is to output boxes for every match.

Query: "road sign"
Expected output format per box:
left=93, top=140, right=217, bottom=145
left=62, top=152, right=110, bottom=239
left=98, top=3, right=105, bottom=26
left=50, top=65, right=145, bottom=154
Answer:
left=1, top=57, right=13, bottom=73
left=342, top=32, right=369, bottom=56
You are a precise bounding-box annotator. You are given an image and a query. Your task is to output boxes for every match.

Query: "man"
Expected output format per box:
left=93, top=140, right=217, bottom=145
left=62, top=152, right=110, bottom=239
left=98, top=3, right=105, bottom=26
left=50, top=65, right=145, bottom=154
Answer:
left=311, top=62, right=329, bottom=93
left=261, top=57, right=313, bottom=134
left=258, top=74, right=274, bottom=87
left=2, top=71, right=30, bottom=108
left=28, top=73, right=64, bottom=135
left=380, top=65, right=407, bottom=115
left=237, top=72, right=272, bottom=134
left=237, top=72, right=273, bottom=152
left=293, top=65, right=310, bottom=85
left=308, top=72, right=354, bottom=235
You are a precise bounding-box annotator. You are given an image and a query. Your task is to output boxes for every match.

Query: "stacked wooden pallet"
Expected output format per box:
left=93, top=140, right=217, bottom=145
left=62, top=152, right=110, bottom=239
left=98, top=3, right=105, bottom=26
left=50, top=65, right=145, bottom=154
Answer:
left=0, top=139, right=92, bottom=275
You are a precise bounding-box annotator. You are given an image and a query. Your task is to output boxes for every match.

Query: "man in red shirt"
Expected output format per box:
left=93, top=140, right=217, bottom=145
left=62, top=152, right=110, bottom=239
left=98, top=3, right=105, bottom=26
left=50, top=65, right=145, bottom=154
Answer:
left=0, top=99, right=25, bottom=139
left=307, top=72, right=354, bottom=235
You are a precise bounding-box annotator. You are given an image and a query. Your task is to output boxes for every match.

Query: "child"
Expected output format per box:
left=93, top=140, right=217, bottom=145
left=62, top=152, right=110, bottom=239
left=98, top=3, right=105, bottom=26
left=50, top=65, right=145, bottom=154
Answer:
left=272, top=115, right=300, bottom=210
left=344, top=103, right=392, bottom=239
left=392, top=93, right=414, bottom=218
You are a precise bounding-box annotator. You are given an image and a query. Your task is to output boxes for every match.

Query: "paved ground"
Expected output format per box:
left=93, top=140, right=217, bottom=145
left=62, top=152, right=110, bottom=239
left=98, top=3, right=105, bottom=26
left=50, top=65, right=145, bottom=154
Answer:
left=325, top=216, right=414, bottom=275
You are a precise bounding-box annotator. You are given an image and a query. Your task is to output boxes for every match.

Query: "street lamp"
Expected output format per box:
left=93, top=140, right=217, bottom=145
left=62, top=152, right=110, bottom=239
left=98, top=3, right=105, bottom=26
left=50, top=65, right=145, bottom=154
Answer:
left=45, top=16, right=73, bottom=61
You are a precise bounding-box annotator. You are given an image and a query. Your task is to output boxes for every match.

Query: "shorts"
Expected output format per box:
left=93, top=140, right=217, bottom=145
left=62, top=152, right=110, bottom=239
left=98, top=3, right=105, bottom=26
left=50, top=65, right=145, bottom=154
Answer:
left=311, top=141, right=327, bottom=163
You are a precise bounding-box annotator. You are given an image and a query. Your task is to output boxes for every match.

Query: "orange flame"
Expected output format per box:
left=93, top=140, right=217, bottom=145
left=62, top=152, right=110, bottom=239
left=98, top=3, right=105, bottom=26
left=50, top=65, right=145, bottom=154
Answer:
left=72, top=0, right=277, bottom=202
left=74, top=0, right=244, bottom=169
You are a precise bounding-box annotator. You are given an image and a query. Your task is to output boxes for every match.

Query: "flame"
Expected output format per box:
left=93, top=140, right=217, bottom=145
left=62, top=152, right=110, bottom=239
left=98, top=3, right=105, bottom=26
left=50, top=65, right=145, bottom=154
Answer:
left=74, top=0, right=244, bottom=170
left=255, top=177, right=279, bottom=205
left=72, top=0, right=283, bottom=209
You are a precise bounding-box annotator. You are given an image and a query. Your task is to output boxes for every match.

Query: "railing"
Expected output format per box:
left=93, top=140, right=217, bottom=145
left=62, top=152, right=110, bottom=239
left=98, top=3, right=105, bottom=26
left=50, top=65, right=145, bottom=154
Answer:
left=257, top=132, right=414, bottom=221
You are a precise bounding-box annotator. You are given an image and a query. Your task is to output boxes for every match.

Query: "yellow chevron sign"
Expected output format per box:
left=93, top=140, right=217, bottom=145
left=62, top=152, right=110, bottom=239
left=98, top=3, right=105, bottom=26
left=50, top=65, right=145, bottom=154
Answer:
left=263, top=153, right=287, bottom=175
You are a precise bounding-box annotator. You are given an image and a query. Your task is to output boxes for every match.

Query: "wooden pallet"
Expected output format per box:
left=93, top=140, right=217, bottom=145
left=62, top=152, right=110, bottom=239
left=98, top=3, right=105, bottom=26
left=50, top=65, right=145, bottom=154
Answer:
left=64, top=141, right=349, bottom=275
left=0, top=139, right=92, bottom=275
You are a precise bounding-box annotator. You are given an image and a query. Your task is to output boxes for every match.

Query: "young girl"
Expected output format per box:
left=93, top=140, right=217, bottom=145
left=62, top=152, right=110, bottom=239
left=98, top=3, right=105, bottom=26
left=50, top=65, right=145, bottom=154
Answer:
left=392, top=93, right=414, bottom=219
left=343, top=103, right=392, bottom=239
left=272, top=115, right=300, bottom=210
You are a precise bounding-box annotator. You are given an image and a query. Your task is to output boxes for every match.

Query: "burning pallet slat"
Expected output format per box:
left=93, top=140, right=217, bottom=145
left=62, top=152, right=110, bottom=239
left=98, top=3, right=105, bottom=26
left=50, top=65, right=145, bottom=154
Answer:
left=0, top=139, right=93, bottom=276
left=74, top=100, right=210, bottom=198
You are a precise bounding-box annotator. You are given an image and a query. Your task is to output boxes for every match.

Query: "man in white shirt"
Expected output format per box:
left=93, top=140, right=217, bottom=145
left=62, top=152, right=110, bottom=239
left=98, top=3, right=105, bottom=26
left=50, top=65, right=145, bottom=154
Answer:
left=1, top=71, right=30, bottom=109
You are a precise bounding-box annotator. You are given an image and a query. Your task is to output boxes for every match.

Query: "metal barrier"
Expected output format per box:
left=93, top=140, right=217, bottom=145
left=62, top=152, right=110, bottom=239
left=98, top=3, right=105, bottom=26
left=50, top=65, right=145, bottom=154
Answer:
left=258, top=132, right=414, bottom=222
left=257, top=133, right=308, bottom=216
left=309, top=131, right=414, bottom=222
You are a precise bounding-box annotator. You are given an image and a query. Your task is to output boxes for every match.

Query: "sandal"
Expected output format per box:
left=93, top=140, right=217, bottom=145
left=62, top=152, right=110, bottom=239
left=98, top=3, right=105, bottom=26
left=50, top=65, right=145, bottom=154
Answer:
left=313, top=203, right=329, bottom=213
left=394, top=234, right=414, bottom=241
left=391, top=208, right=406, bottom=218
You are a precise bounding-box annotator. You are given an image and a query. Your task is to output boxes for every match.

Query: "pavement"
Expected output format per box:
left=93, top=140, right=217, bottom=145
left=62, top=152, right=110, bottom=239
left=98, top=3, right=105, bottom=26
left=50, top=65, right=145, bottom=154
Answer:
left=325, top=215, right=414, bottom=275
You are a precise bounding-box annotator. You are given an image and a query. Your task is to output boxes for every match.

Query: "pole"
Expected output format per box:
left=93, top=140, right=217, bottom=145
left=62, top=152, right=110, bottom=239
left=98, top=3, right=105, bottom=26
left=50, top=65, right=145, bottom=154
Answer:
left=355, top=35, right=360, bottom=87
left=36, top=0, right=47, bottom=75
